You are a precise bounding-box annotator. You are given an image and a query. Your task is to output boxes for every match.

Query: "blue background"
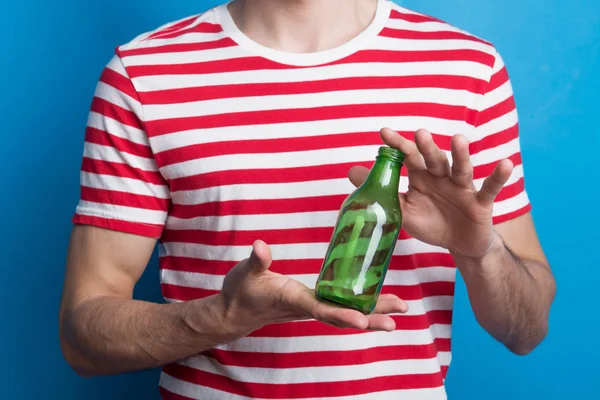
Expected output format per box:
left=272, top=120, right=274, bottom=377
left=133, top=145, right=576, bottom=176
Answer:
left=1, top=0, right=598, bottom=398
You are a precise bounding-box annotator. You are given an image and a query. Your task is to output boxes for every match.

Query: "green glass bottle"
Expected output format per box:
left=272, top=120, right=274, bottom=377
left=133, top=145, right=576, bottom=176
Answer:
left=315, top=146, right=404, bottom=314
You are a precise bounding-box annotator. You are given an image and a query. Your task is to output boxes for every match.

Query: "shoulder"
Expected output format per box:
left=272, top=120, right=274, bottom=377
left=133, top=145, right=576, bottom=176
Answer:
left=114, top=6, right=225, bottom=56
left=385, top=2, right=500, bottom=70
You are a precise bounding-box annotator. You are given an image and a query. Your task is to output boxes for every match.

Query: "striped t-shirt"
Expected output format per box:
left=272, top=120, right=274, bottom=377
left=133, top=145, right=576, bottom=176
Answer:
left=73, top=1, right=531, bottom=399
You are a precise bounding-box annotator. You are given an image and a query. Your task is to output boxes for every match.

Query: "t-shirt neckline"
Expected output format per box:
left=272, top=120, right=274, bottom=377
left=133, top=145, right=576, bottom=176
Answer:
left=216, top=0, right=391, bottom=66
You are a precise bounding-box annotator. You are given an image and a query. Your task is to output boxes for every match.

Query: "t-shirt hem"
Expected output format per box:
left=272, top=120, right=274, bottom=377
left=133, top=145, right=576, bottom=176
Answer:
left=72, top=213, right=164, bottom=238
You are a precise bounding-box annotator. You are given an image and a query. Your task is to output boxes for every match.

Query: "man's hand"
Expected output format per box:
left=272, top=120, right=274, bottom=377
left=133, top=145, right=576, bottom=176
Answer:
left=349, top=127, right=510, bottom=260
left=348, top=127, right=555, bottom=355
left=60, top=226, right=408, bottom=377
left=219, top=240, right=408, bottom=336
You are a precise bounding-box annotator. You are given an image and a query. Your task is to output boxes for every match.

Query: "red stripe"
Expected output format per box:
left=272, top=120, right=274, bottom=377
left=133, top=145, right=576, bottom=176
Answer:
left=127, top=49, right=495, bottom=79
left=145, top=16, right=201, bottom=40
left=159, top=387, right=195, bottom=400
left=72, top=214, right=163, bottom=238
left=80, top=186, right=170, bottom=211
left=81, top=157, right=166, bottom=186
left=489, top=66, right=510, bottom=92
left=469, top=124, right=519, bottom=155
left=170, top=195, right=349, bottom=218
left=156, top=130, right=453, bottom=169
left=99, top=67, right=138, bottom=100
left=162, top=363, right=444, bottom=398
left=167, top=153, right=516, bottom=192
left=141, top=75, right=486, bottom=105
left=205, top=342, right=440, bottom=368
left=90, top=97, right=143, bottom=130
left=473, top=152, right=522, bottom=179
left=380, top=27, right=489, bottom=45
left=146, top=102, right=471, bottom=136
left=147, top=22, right=223, bottom=40
left=441, top=365, right=449, bottom=379
left=162, top=279, right=453, bottom=308
left=495, top=178, right=525, bottom=203
left=390, top=9, right=443, bottom=24
left=493, top=203, right=531, bottom=225
left=476, top=96, right=516, bottom=127
left=250, top=311, right=453, bottom=337
left=84, top=127, right=153, bottom=159
left=344, top=49, right=494, bottom=67
left=120, top=37, right=237, bottom=57
left=162, top=225, right=423, bottom=246
left=159, top=253, right=455, bottom=275
left=169, top=161, right=373, bottom=191
left=435, top=338, right=451, bottom=352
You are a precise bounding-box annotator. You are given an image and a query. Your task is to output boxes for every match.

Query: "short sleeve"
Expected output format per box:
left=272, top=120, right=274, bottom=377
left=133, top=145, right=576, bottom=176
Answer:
left=469, top=51, right=531, bottom=224
left=72, top=54, right=171, bottom=238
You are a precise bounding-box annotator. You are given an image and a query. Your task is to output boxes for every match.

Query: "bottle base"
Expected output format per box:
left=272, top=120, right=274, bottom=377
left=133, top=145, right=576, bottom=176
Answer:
left=315, top=285, right=377, bottom=315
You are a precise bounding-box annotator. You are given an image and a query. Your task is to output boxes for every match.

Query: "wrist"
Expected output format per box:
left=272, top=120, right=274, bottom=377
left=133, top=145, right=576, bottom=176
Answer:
left=451, top=231, right=505, bottom=277
left=183, top=294, right=244, bottom=345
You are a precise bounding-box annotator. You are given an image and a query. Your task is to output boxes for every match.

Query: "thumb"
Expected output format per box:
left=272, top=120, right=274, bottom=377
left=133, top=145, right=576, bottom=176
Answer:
left=348, top=166, right=369, bottom=188
left=247, top=240, right=272, bottom=272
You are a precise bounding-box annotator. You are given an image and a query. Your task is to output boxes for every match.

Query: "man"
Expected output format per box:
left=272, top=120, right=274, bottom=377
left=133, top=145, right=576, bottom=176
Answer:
left=59, top=0, right=556, bottom=398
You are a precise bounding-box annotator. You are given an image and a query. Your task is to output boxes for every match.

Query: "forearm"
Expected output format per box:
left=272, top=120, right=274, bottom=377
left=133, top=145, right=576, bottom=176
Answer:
left=454, top=233, right=556, bottom=355
left=60, top=294, right=233, bottom=377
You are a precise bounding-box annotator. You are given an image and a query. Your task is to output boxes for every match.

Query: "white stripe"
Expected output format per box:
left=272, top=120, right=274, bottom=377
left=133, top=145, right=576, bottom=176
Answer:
left=216, top=324, right=450, bottom=353
left=81, top=171, right=169, bottom=199
left=159, top=238, right=448, bottom=262
left=124, top=45, right=249, bottom=66
left=94, top=82, right=143, bottom=116
left=122, top=31, right=225, bottom=51
left=145, top=87, right=478, bottom=121
left=181, top=356, right=441, bottom=384
left=492, top=191, right=530, bottom=217
left=369, top=35, right=493, bottom=54
left=470, top=137, right=521, bottom=166
left=170, top=177, right=355, bottom=204
left=151, top=116, right=471, bottom=153
left=471, top=109, right=518, bottom=141
left=473, top=164, right=523, bottom=192
left=87, top=112, right=148, bottom=146
left=83, top=142, right=158, bottom=172
left=476, top=80, right=513, bottom=112
left=160, top=372, right=250, bottom=400
left=387, top=15, right=473, bottom=33
left=437, top=351, right=452, bottom=366
left=127, top=36, right=493, bottom=69
left=492, top=52, right=505, bottom=74
left=470, top=137, right=520, bottom=166
left=166, top=210, right=340, bottom=231
left=163, top=138, right=515, bottom=179
left=106, top=55, right=128, bottom=76
left=76, top=201, right=167, bottom=225
left=161, top=268, right=456, bottom=292
left=160, top=371, right=447, bottom=400
left=134, top=60, right=490, bottom=90
left=164, top=144, right=379, bottom=177
left=169, top=164, right=523, bottom=205
left=166, top=162, right=520, bottom=229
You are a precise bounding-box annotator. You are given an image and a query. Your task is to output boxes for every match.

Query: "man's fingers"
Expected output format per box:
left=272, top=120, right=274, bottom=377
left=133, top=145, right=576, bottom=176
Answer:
left=414, top=129, right=451, bottom=177
left=380, top=127, right=426, bottom=171
left=477, top=159, right=514, bottom=206
left=248, top=240, right=272, bottom=272
left=348, top=166, right=370, bottom=188
left=365, top=314, right=396, bottom=332
left=450, top=134, right=474, bottom=188
left=286, top=287, right=369, bottom=330
left=372, top=294, right=408, bottom=314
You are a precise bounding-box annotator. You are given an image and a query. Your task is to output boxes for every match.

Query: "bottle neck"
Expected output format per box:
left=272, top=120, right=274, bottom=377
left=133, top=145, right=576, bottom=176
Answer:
left=363, top=156, right=401, bottom=193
